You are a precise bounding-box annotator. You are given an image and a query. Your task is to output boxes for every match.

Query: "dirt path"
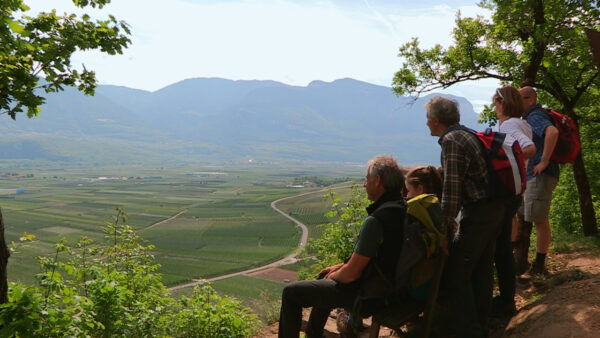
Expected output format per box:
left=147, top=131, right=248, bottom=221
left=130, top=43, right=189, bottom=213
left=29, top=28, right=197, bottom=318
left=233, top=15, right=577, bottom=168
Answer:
left=497, top=252, right=600, bottom=338
left=138, top=209, right=187, bottom=232
left=169, top=189, right=328, bottom=291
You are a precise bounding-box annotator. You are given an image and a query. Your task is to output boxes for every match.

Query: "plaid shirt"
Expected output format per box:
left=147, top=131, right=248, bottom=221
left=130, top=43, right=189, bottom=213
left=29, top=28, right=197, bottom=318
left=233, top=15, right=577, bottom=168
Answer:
left=438, top=125, right=489, bottom=233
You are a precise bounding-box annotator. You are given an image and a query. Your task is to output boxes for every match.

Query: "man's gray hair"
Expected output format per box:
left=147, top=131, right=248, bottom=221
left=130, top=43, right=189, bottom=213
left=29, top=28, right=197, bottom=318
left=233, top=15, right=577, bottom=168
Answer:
left=425, top=96, right=460, bottom=126
left=367, top=155, right=405, bottom=193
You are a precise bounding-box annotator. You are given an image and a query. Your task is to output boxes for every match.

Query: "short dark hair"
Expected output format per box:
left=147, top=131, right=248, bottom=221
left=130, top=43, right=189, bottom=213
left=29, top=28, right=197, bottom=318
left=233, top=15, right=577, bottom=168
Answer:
left=367, top=155, right=405, bottom=193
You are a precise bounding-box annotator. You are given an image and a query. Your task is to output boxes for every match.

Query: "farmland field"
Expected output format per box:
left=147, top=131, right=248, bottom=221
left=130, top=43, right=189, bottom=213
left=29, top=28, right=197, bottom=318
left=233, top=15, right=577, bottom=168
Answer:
left=1, top=164, right=361, bottom=286
left=274, top=182, right=356, bottom=238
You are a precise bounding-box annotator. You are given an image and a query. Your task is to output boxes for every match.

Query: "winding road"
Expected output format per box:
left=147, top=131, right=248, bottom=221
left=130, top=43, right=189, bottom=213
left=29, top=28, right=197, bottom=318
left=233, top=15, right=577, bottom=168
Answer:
left=169, top=189, right=321, bottom=291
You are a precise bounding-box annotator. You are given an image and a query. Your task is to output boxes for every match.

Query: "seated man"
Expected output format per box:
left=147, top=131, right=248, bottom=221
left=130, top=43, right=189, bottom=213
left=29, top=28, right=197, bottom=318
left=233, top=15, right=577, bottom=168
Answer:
left=278, top=155, right=407, bottom=338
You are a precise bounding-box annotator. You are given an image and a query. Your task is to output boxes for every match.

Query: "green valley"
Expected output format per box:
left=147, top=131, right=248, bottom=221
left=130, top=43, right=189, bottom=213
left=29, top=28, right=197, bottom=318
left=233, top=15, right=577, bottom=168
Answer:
left=2, top=164, right=361, bottom=287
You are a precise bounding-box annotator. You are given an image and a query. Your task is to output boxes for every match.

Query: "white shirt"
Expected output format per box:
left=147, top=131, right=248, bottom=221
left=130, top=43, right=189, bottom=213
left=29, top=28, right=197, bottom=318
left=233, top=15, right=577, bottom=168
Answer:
left=499, top=117, right=534, bottom=166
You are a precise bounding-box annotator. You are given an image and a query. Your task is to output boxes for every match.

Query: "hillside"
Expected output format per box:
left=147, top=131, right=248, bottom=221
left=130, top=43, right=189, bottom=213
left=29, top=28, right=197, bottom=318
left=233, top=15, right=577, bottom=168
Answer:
left=256, top=250, right=600, bottom=337
left=0, top=78, right=484, bottom=167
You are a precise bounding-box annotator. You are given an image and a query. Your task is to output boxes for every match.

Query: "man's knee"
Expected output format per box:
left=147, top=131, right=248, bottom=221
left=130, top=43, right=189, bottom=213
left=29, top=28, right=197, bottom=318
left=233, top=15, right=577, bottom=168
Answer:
left=282, top=281, right=303, bottom=303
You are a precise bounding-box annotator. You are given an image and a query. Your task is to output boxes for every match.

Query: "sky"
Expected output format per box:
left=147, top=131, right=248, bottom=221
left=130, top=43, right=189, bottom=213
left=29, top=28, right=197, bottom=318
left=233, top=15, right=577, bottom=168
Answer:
left=24, top=0, right=499, bottom=112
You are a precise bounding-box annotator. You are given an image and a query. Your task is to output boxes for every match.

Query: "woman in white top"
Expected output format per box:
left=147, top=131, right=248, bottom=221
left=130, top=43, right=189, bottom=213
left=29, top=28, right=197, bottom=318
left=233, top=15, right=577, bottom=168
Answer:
left=490, top=85, right=536, bottom=316
left=494, top=86, right=536, bottom=162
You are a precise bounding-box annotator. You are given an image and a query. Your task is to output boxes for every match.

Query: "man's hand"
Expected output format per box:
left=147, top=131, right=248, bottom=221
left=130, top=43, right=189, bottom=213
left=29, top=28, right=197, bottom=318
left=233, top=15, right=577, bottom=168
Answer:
left=532, top=159, right=549, bottom=176
left=317, top=263, right=343, bottom=279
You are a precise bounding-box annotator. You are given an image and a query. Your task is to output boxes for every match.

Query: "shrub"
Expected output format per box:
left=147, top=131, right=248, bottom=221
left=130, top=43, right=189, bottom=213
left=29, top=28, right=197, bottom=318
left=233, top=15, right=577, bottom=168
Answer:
left=298, top=184, right=368, bottom=280
left=0, top=208, right=260, bottom=337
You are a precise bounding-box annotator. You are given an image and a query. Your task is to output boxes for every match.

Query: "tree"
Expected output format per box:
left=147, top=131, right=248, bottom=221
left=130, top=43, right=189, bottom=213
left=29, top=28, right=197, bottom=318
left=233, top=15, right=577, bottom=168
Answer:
left=0, top=0, right=131, bottom=119
left=392, top=0, right=600, bottom=236
left=0, top=0, right=130, bottom=303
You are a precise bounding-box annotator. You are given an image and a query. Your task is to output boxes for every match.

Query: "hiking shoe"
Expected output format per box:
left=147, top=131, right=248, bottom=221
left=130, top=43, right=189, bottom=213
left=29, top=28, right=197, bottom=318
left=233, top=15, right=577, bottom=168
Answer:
left=490, top=295, right=517, bottom=317
left=529, top=261, right=549, bottom=276
left=335, top=310, right=358, bottom=338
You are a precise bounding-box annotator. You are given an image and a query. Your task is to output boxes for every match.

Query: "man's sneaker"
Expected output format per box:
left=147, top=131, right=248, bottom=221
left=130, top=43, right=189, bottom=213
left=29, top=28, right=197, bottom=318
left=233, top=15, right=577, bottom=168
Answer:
left=490, top=295, right=517, bottom=317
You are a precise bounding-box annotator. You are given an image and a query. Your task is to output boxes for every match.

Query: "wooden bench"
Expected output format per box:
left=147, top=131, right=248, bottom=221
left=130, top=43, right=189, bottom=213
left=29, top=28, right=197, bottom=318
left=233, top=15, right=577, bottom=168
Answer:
left=368, top=254, right=446, bottom=338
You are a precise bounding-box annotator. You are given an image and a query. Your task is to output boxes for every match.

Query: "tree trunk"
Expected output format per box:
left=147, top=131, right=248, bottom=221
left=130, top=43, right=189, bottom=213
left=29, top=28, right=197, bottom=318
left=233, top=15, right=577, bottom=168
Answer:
left=572, top=153, right=598, bottom=236
left=0, top=208, right=9, bottom=304
left=566, top=108, right=599, bottom=236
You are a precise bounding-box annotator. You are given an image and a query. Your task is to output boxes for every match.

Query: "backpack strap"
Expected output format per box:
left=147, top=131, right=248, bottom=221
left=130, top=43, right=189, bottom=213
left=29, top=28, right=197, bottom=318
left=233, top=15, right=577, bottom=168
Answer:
left=441, top=125, right=492, bottom=196
left=406, top=194, right=445, bottom=258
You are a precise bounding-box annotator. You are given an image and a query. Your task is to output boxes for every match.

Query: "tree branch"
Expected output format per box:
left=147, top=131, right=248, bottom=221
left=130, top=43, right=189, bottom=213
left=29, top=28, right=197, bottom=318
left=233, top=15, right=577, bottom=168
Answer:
left=573, top=71, right=600, bottom=105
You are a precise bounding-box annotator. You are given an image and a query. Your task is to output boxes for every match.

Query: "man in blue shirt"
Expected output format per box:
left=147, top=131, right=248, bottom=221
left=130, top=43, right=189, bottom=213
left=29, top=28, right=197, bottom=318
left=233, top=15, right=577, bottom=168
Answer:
left=517, top=86, right=559, bottom=274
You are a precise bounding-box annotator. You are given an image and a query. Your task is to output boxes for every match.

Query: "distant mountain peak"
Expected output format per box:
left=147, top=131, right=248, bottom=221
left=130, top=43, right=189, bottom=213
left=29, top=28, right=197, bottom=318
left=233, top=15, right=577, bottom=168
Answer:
left=2, top=77, right=483, bottom=165
left=307, top=80, right=329, bottom=87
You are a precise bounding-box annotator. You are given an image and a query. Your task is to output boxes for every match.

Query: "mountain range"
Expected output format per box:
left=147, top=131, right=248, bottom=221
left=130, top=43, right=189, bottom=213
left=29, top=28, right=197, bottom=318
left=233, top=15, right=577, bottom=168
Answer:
left=0, top=78, right=484, bottom=167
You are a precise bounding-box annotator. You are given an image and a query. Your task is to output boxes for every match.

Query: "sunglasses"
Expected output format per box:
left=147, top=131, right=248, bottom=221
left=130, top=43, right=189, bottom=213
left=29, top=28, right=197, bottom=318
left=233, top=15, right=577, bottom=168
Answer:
left=492, top=88, right=504, bottom=104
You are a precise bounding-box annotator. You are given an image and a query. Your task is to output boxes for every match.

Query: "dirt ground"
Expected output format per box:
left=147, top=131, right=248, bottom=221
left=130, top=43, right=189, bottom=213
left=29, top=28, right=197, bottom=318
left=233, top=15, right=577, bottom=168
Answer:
left=498, top=252, right=600, bottom=338
left=248, top=267, right=298, bottom=283
left=255, top=251, right=600, bottom=338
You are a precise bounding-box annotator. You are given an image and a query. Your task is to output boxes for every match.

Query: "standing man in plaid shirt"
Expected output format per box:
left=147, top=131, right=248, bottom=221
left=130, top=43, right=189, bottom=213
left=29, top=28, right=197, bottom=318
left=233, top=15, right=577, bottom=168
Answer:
left=425, top=96, right=505, bottom=337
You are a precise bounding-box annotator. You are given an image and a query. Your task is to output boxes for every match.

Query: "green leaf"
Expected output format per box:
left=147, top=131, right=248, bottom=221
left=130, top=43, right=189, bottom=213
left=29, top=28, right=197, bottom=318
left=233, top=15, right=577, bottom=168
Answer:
left=7, top=19, right=25, bottom=34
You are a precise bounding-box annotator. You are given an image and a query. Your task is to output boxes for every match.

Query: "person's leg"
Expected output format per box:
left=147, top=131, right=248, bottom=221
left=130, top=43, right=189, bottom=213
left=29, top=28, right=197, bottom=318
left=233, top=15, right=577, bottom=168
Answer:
left=535, top=220, right=551, bottom=254
left=446, top=200, right=504, bottom=337
left=469, top=200, right=504, bottom=331
left=279, top=279, right=356, bottom=338
left=513, top=212, right=533, bottom=275
left=494, top=196, right=521, bottom=307
left=529, top=174, right=558, bottom=273
left=473, top=236, right=496, bottom=328
left=511, top=216, right=519, bottom=243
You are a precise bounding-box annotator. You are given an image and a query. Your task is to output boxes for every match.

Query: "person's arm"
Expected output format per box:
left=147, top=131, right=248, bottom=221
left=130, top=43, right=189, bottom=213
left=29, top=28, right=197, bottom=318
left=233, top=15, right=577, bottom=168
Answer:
left=326, top=252, right=370, bottom=283
left=522, top=144, right=536, bottom=159
left=533, top=125, right=559, bottom=176
left=440, top=136, right=464, bottom=234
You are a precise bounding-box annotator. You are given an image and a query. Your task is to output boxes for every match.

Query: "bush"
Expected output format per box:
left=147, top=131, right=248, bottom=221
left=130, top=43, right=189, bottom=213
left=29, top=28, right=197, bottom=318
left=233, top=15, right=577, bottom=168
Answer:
left=298, top=184, right=368, bottom=280
left=0, top=209, right=260, bottom=337
left=172, top=284, right=259, bottom=337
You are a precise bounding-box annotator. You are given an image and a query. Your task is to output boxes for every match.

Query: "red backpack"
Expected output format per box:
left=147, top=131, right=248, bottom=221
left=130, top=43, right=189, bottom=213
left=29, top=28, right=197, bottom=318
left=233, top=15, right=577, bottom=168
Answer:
left=455, top=126, right=527, bottom=197
left=545, top=109, right=581, bottom=164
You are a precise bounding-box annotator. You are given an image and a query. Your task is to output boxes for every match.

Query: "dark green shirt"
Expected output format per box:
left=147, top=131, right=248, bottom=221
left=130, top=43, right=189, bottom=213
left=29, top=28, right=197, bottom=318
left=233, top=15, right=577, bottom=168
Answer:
left=354, top=215, right=384, bottom=258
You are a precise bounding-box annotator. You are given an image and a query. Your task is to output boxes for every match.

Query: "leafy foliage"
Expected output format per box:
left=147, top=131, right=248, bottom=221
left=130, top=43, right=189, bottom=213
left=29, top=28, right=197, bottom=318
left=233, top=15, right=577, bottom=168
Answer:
left=171, top=284, right=259, bottom=338
left=0, top=208, right=260, bottom=337
left=0, top=0, right=131, bottom=119
left=298, top=184, right=368, bottom=279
